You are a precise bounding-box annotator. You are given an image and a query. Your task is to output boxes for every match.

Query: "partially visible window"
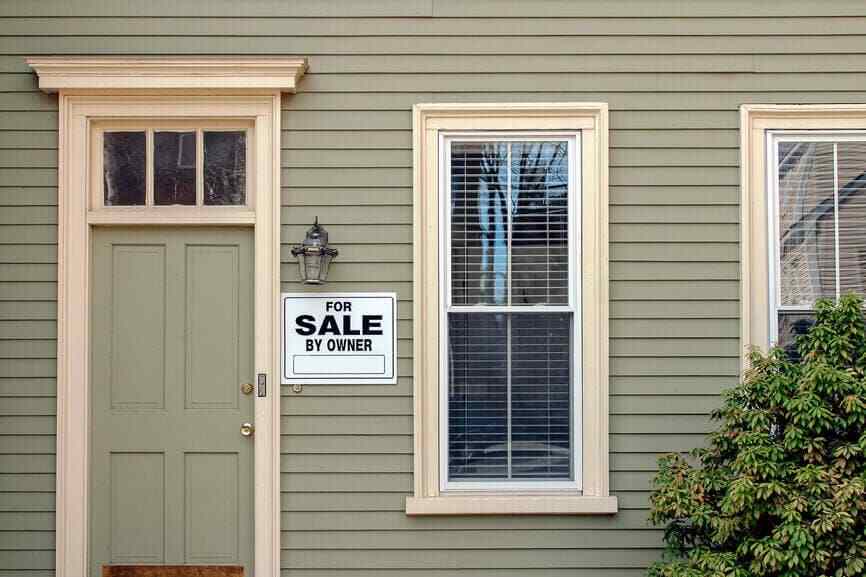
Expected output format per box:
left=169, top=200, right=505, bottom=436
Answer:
left=100, top=127, right=249, bottom=208
left=771, top=135, right=866, bottom=355
left=443, top=137, right=578, bottom=489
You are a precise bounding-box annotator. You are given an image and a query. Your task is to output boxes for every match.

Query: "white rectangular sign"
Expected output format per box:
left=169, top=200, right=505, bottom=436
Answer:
left=281, top=293, right=397, bottom=384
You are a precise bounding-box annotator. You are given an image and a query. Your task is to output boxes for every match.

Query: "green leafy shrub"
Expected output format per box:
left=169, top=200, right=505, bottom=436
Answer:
left=648, top=294, right=866, bottom=577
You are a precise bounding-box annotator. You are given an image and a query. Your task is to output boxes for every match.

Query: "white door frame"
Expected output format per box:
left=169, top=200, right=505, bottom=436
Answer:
left=28, top=57, right=307, bottom=577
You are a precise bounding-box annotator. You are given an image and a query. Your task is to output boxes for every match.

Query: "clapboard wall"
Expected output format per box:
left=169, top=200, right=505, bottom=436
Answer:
left=5, top=0, right=866, bottom=574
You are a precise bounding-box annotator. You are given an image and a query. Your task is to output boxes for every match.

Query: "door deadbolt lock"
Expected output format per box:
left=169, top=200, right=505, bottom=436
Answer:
left=240, top=382, right=254, bottom=395
left=240, top=422, right=255, bottom=437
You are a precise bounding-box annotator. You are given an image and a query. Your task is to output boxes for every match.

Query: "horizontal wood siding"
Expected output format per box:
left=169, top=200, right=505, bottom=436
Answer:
left=2, top=1, right=865, bottom=575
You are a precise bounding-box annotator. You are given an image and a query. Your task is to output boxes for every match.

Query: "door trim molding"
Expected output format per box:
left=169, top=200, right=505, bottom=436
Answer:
left=44, top=91, right=283, bottom=577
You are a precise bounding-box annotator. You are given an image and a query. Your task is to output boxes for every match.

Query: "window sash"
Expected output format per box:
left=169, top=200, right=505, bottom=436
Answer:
left=767, top=130, right=866, bottom=345
left=438, top=132, right=582, bottom=492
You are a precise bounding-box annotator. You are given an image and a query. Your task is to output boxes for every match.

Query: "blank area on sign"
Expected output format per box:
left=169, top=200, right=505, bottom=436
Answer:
left=293, top=355, right=386, bottom=375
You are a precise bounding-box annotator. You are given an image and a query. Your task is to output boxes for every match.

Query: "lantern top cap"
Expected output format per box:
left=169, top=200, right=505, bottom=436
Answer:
left=305, top=217, right=327, bottom=246
left=292, top=218, right=338, bottom=256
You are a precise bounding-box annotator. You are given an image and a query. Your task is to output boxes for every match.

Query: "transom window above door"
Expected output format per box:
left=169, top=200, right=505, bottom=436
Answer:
left=768, top=133, right=866, bottom=355
left=92, top=120, right=253, bottom=213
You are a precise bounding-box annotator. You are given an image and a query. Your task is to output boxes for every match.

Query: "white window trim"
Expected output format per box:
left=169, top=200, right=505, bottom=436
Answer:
left=27, top=57, right=306, bottom=577
left=740, top=104, right=866, bottom=359
left=408, top=103, right=615, bottom=515
left=438, top=133, right=582, bottom=494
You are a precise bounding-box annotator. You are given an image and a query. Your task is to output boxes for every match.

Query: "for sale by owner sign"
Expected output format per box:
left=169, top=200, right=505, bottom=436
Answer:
left=281, top=293, right=397, bottom=384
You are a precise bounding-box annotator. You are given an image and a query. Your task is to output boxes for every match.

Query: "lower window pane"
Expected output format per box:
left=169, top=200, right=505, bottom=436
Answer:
left=447, top=312, right=572, bottom=482
left=777, top=311, right=815, bottom=360
left=447, top=313, right=508, bottom=479
left=511, top=313, right=571, bottom=479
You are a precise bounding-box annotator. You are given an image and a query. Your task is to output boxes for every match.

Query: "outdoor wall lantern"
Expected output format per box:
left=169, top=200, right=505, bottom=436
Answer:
left=292, top=218, right=338, bottom=285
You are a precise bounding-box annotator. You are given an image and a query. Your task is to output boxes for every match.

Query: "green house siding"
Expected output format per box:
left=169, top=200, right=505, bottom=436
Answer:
left=4, top=1, right=866, bottom=575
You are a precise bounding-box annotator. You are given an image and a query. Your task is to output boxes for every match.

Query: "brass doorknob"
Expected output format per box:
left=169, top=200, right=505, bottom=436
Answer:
left=240, top=422, right=255, bottom=437
left=240, top=382, right=254, bottom=395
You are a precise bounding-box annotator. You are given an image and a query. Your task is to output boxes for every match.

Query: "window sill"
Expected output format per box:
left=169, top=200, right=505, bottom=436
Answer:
left=87, top=206, right=256, bottom=226
left=405, top=495, right=618, bottom=516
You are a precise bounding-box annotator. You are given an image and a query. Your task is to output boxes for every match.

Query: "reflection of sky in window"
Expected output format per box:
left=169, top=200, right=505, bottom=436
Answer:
left=478, top=144, right=508, bottom=305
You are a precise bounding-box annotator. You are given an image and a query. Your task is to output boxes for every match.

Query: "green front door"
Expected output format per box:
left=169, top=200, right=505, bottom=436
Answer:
left=89, top=227, right=254, bottom=576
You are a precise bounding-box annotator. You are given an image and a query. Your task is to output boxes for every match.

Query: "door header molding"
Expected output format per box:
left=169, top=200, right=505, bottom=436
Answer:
left=27, top=56, right=308, bottom=93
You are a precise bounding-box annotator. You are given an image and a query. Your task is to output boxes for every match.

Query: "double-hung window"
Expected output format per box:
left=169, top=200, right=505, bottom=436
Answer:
left=409, top=103, right=615, bottom=515
left=742, top=106, right=866, bottom=358
left=443, top=136, right=579, bottom=490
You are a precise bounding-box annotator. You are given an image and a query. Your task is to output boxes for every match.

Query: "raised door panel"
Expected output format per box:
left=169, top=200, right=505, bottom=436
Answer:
left=109, top=452, right=165, bottom=563
left=184, top=452, right=239, bottom=563
left=109, top=245, right=166, bottom=410
left=185, top=245, right=241, bottom=410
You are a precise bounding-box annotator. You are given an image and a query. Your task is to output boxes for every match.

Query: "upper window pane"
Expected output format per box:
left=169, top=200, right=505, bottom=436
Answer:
left=103, top=131, right=146, bottom=206
left=777, top=140, right=866, bottom=308
left=836, top=142, right=866, bottom=297
left=154, top=131, right=196, bottom=206
left=204, top=131, right=246, bottom=205
left=450, top=142, right=508, bottom=306
left=450, top=140, right=570, bottom=307
left=777, top=141, right=836, bottom=306
left=511, top=142, right=569, bottom=305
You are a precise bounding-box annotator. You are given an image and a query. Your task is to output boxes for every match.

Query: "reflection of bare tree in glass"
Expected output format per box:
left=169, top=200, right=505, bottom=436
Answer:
left=204, top=132, right=246, bottom=205
left=467, top=142, right=570, bottom=304
left=513, top=142, right=569, bottom=305
left=451, top=141, right=569, bottom=305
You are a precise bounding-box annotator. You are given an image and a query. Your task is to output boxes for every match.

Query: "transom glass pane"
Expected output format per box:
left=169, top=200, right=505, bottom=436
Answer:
left=154, top=131, right=196, bottom=205
left=103, top=131, right=146, bottom=206
left=204, top=131, right=246, bottom=205
left=446, top=137, right=575, bottom=485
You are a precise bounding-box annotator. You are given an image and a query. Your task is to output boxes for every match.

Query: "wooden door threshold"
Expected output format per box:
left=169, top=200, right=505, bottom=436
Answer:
left=102, top=566, right=243, bottom=577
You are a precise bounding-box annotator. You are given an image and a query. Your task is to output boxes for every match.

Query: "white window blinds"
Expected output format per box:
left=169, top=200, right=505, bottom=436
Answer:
left=774, top=138, right=866, bottom=355
left=444, top=138, right=577, bottom=485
